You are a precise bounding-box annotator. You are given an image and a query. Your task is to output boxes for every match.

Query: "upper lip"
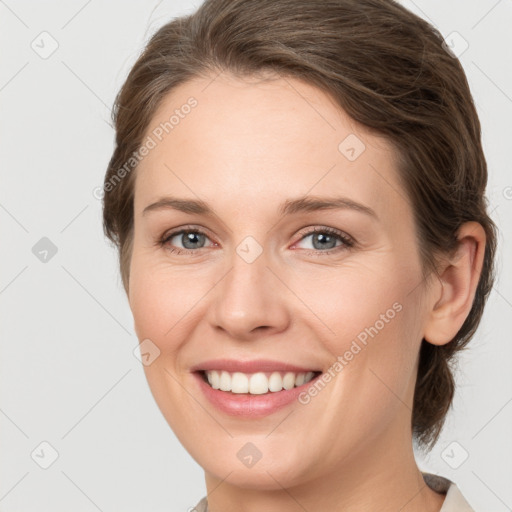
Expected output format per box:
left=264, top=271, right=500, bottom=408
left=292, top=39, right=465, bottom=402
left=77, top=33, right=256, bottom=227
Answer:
left=190, top=359, right=321, bottom=374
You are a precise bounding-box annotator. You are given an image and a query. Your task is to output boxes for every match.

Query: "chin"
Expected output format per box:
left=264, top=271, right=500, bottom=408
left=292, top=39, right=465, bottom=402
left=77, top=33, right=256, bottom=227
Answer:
left=197, top=444, right=316, bottom=491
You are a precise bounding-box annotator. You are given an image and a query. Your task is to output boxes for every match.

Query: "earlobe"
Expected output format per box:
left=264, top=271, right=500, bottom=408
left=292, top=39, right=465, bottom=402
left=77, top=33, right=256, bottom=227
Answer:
left=423, top=222, right=486, bottom=346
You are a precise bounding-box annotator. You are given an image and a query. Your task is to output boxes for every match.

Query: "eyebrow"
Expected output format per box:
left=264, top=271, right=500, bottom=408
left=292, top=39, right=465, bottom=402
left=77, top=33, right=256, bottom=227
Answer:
left=142, top=195, right=378, bottom=219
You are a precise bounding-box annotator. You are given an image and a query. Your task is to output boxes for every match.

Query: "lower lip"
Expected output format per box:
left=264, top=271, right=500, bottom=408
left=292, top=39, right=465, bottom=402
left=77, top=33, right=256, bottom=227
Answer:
left=192, top=372, right=321, bottom=417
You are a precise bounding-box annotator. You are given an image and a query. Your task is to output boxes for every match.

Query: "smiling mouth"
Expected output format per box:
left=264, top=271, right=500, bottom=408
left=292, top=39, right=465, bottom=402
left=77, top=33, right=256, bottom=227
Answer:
left=198, top=370, right=322, bottom=395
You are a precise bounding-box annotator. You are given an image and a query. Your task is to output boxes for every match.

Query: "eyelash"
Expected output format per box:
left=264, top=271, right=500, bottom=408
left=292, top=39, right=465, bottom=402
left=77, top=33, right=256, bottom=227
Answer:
left=157, top=225, right=355, bottom=257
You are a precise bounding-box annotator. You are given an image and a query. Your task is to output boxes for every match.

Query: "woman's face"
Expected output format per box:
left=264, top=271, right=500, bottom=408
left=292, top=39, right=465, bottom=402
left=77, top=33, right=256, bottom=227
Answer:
left=129, top=72, right=435, bottom=489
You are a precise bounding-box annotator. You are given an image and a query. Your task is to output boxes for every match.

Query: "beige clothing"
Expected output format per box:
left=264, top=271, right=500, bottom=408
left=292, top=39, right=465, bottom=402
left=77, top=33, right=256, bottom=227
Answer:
left=192, top=472, right=475, bottom=511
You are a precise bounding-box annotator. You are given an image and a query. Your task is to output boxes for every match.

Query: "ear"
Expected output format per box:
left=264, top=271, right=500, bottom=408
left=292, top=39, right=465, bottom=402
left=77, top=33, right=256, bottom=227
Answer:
left=423, top=221, right=486, bottom=346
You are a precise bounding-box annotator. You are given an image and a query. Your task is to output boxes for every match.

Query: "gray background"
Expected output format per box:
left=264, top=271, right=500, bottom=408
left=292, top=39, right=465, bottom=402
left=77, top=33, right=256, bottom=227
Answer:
left=1, top=1, right=511, bottom=511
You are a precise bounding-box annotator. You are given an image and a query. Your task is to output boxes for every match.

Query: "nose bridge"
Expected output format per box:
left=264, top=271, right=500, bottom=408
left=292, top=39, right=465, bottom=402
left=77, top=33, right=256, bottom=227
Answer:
left=209, top=236, right=289, bottom=338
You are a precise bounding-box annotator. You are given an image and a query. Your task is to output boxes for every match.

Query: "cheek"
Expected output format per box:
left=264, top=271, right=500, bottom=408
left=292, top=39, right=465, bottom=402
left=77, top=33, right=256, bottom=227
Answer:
left=128, top=254, right=189, bottom=347
left=128, top=252, right=221, bottom=369
left=296, top=258, right=422, bottom=393
left=291, top=258, right=411, bottom=343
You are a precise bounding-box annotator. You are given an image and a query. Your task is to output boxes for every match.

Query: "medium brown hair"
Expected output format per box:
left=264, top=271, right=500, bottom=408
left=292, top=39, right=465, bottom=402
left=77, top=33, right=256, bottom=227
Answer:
left=102, top=0, right=497, bottom=451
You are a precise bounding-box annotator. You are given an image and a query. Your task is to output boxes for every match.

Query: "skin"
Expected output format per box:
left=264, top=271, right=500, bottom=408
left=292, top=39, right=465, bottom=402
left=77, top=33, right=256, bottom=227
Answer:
left=127, top=71, right=486, bottom=512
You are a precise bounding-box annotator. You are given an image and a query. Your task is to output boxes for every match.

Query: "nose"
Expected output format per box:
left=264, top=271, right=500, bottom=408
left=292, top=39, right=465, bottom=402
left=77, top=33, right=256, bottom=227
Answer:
left=208, top=247, right=290, bottom=341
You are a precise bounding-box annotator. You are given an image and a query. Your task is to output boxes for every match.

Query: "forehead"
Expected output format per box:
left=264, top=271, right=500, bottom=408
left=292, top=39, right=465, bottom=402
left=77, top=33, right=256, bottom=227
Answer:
left=134, top=72, right=409, bottom=222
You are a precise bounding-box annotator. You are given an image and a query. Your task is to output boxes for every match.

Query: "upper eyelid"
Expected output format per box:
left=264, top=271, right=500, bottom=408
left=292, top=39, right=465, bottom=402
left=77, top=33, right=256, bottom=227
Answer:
left=163, top=225, right=215, bottom=242
left=163, top=225, right=349, bottom=238
left=163, top=225, right=354, bottom=247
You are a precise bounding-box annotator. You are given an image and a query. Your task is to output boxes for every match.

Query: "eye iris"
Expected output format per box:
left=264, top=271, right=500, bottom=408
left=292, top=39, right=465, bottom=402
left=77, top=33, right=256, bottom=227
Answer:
left=169, top=230, right=344, bottom=252
left=312, top=233, right=337, bottom=250
left=182, top=232, right=205, bottom=249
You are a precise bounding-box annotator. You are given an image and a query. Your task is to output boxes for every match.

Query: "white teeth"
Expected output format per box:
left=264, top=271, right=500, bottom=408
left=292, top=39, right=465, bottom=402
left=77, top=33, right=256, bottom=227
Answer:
left=283, top=372, right=295, bottom=390
left=207, top=370, right=220, bottom=389
left=204, top=370, right=318, bottom=394
left=219, top=371, right=231, bottom=391
left=249, top=372, right=268, bottom=394
left=231, top=372, right=249, bottom=393
left=268, top=372, right=283, bottom=392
